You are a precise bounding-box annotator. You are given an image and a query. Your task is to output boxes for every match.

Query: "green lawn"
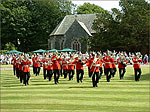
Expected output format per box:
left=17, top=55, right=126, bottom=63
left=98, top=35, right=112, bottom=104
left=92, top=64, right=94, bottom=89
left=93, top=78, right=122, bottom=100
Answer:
left=0, top=64, right=13, bottom=68
left=1, top=67, right=150, bottom=112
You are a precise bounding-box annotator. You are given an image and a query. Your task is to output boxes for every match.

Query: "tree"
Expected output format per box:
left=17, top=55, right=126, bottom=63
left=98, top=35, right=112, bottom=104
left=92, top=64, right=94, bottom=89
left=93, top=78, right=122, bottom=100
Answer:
left=76, top=2, right=104, bottom=14
left=57, top=0, right=76, bottom=15
left=90, top=0, right=150, bottom=54
left=1, top=0, right=76, bottom=52
left=4, top=42, right=15, bottom=51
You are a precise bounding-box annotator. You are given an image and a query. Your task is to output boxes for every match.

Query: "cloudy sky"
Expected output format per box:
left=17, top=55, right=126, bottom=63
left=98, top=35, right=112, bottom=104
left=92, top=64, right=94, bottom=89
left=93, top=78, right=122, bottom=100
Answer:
left=71, top=0, right=121, bottom=11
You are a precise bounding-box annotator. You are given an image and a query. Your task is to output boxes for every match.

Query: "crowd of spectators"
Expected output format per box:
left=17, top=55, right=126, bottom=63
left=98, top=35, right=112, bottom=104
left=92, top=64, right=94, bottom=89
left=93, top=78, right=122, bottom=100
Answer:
left=0, top=51, right=149, bottom=65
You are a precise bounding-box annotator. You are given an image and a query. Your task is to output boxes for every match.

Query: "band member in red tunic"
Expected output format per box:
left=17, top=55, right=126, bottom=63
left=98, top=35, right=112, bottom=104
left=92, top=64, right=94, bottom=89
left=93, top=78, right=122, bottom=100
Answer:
left=15, top=58, right=20, bottom=78
left=89, top=53, right=101, bottom=87
left=42, top=55, right=48, bottom=80
left=47, top=56, right=53, bottom=81
left=117, top=55, right=128, bottom=80
left=11, top=55, right=17, bottom=75
left=97, top=53, right=103, bottom=79
left=18, top=56, right=23, bottom=83
left=52, top=53, right=62, bottom=84
left=62, top=55, right=68, bottom=78
left=133, top=54, right=142, bottom=81
left=68, top=55, right=75, bottom=81
left=110, top=54, right=117, bottom=77
left=86, top=56, right=91, bottom=77
left=32, top=54, right=36, bottom=74
left=103, top=52, right=113, bottom=82
left=34, top=55, right=41, bottom=76
left=22, top=56, right=31, bottom=86
left=73, top=56, right=86, bottom=83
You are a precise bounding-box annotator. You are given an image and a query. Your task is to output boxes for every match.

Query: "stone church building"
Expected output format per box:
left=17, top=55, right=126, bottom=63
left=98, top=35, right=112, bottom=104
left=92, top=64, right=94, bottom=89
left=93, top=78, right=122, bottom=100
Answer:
left=48, top=14, right=96, bottom=52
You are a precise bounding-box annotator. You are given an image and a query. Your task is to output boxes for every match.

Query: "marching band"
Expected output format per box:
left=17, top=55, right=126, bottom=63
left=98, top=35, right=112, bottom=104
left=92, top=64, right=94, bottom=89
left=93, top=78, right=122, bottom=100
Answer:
left=11, top=50, right=143, bottom=87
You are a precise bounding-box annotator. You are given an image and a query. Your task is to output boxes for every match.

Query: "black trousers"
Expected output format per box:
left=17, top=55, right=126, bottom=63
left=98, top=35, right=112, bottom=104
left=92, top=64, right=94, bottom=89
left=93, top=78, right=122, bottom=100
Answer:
left=35, top=67, right=40, bottom=76
left=19, top=70, right=23, bottom=83
left=43, top=69, right=47, bottom=79
left=104, top=67, right=106, bottom=75
left=23, top=72, right=30, bottom=86
left=99, top=67, right=103, bottom=79
left=134, top=68, right=142, bottom=81
left=47, top=70, right=53, bottom=81
left=119, top=68, right=126, bottom=79
left=111, top=68, right=117, bottom=77
left=88, top=67, right=91, bottom=77
left=13, top=65, right=16, bottom=75
left=53, top=69, right=60, bottom=84
left=68, top=70, right=74, bottom=80
left=105, top=68, right=112, bottom=82
left=33, top=66, right=36, bottom=74
left=60, top=65, right=63, bottom=76
left=92, top=72, right=100, bottom=87
left=76, top=69, right=84, bottom=83
left=16, top=68, right=19, bottom=78
left=63, top=69, right=68, bottom=78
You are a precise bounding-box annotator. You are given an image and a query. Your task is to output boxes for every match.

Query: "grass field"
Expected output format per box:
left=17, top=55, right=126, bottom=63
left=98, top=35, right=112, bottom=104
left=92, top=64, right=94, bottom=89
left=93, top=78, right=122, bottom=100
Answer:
left=0, top=64, right=13, bottom=68
left=1, top=67, right=150, bottom=112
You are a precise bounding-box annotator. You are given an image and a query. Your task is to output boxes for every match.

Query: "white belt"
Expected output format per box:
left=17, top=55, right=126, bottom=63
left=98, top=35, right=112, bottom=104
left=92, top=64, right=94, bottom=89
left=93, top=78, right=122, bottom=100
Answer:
left=23, top=65, right=28, bottom=67
left=105, top=62, right=110, bottom=63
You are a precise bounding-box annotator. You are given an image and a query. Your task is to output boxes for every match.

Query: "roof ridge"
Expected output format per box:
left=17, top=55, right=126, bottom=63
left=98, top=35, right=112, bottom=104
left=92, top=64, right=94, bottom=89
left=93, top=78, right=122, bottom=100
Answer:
left=54, top=16, right=67, bottom=35
left=66, top=13, right=96, bottom=16
left=76, top=20, right=92, bottom=36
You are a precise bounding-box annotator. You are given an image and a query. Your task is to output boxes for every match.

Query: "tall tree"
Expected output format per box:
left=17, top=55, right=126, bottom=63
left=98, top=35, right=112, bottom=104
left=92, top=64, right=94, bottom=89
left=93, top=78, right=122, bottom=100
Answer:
left=90, top=0, right=150, bottom=54
left=76, top=2, right=104, bottom=14
left=1, top=0, right=76, bottom=52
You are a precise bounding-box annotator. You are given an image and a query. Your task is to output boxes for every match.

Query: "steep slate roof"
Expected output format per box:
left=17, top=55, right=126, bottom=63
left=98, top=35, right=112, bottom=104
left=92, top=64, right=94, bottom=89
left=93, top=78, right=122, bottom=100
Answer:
left=50, top=13, right=96, bottom=36
left=77, top=20, right=92, bottom=36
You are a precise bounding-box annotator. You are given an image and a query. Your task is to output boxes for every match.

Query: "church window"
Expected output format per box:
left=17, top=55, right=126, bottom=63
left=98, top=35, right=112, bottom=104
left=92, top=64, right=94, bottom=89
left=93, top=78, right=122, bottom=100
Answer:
left=72, top=40, right=80, bottom=51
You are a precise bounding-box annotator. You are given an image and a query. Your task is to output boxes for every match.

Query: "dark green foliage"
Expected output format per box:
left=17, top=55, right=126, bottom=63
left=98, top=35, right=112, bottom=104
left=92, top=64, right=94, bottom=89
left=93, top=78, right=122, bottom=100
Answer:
left=76, top=2, right=104, bottom=14
left=1, top=0, right=75, bottom=52
left=90, top=0, right=150, bottom=54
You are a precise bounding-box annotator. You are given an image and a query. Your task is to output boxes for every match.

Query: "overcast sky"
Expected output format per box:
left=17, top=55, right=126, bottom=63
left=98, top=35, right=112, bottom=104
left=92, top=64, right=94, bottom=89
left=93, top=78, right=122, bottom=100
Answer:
left=71, top=0, right=121, bottom=11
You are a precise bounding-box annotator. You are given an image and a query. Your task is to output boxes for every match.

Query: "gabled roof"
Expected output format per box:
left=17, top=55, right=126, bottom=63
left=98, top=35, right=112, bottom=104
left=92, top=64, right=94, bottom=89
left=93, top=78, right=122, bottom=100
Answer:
left=77, top=20, right=92, bottom=36
left=50, top=13, right=96, bottom=36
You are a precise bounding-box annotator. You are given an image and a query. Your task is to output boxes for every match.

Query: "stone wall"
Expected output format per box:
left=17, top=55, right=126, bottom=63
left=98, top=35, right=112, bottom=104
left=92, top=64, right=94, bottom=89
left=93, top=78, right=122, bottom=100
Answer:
left=64, top=20, right=89, bottom=52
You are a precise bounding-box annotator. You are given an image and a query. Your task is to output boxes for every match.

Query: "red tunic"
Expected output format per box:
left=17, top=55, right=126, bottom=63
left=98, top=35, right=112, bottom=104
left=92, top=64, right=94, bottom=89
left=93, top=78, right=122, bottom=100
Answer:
left=73, top=59, right=86, bottom=70
left=86, top=59, right=90, bottom=67
left=62, top=59, right=68, bottom=70
left=117, top=58, right=127, bottom=68
left=110, top=58, right=116, bottom=68
left=68, top=58, right=75, bottom=70
left=15, top=59, right=19, bottom=68
left=97, top=58, right=103, bottom=68
left=32, top=57, right=36, bottom=67
left=52, top=56, right=62, bottom=70
left=34, top=57, right=41, bottom=67
left=22, top=59, right=31, bottom=72
left=103, top=56, right=112, bottom=68
left=47, top=59, right=53, bottom=70
left=42, top=58, right=48, bottom=69
left=11, top=57, right=17, bottom=66
left=18, top=60, right=23, bottom=71
left=89, top=58, right=100, bottom=72
left=133, top=58, right=142, bottom=69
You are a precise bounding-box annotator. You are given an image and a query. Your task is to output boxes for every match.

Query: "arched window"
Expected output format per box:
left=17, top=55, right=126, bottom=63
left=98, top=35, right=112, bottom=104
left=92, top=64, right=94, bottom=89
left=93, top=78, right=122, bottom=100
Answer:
left=72, top=40, right=80, bottom=51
